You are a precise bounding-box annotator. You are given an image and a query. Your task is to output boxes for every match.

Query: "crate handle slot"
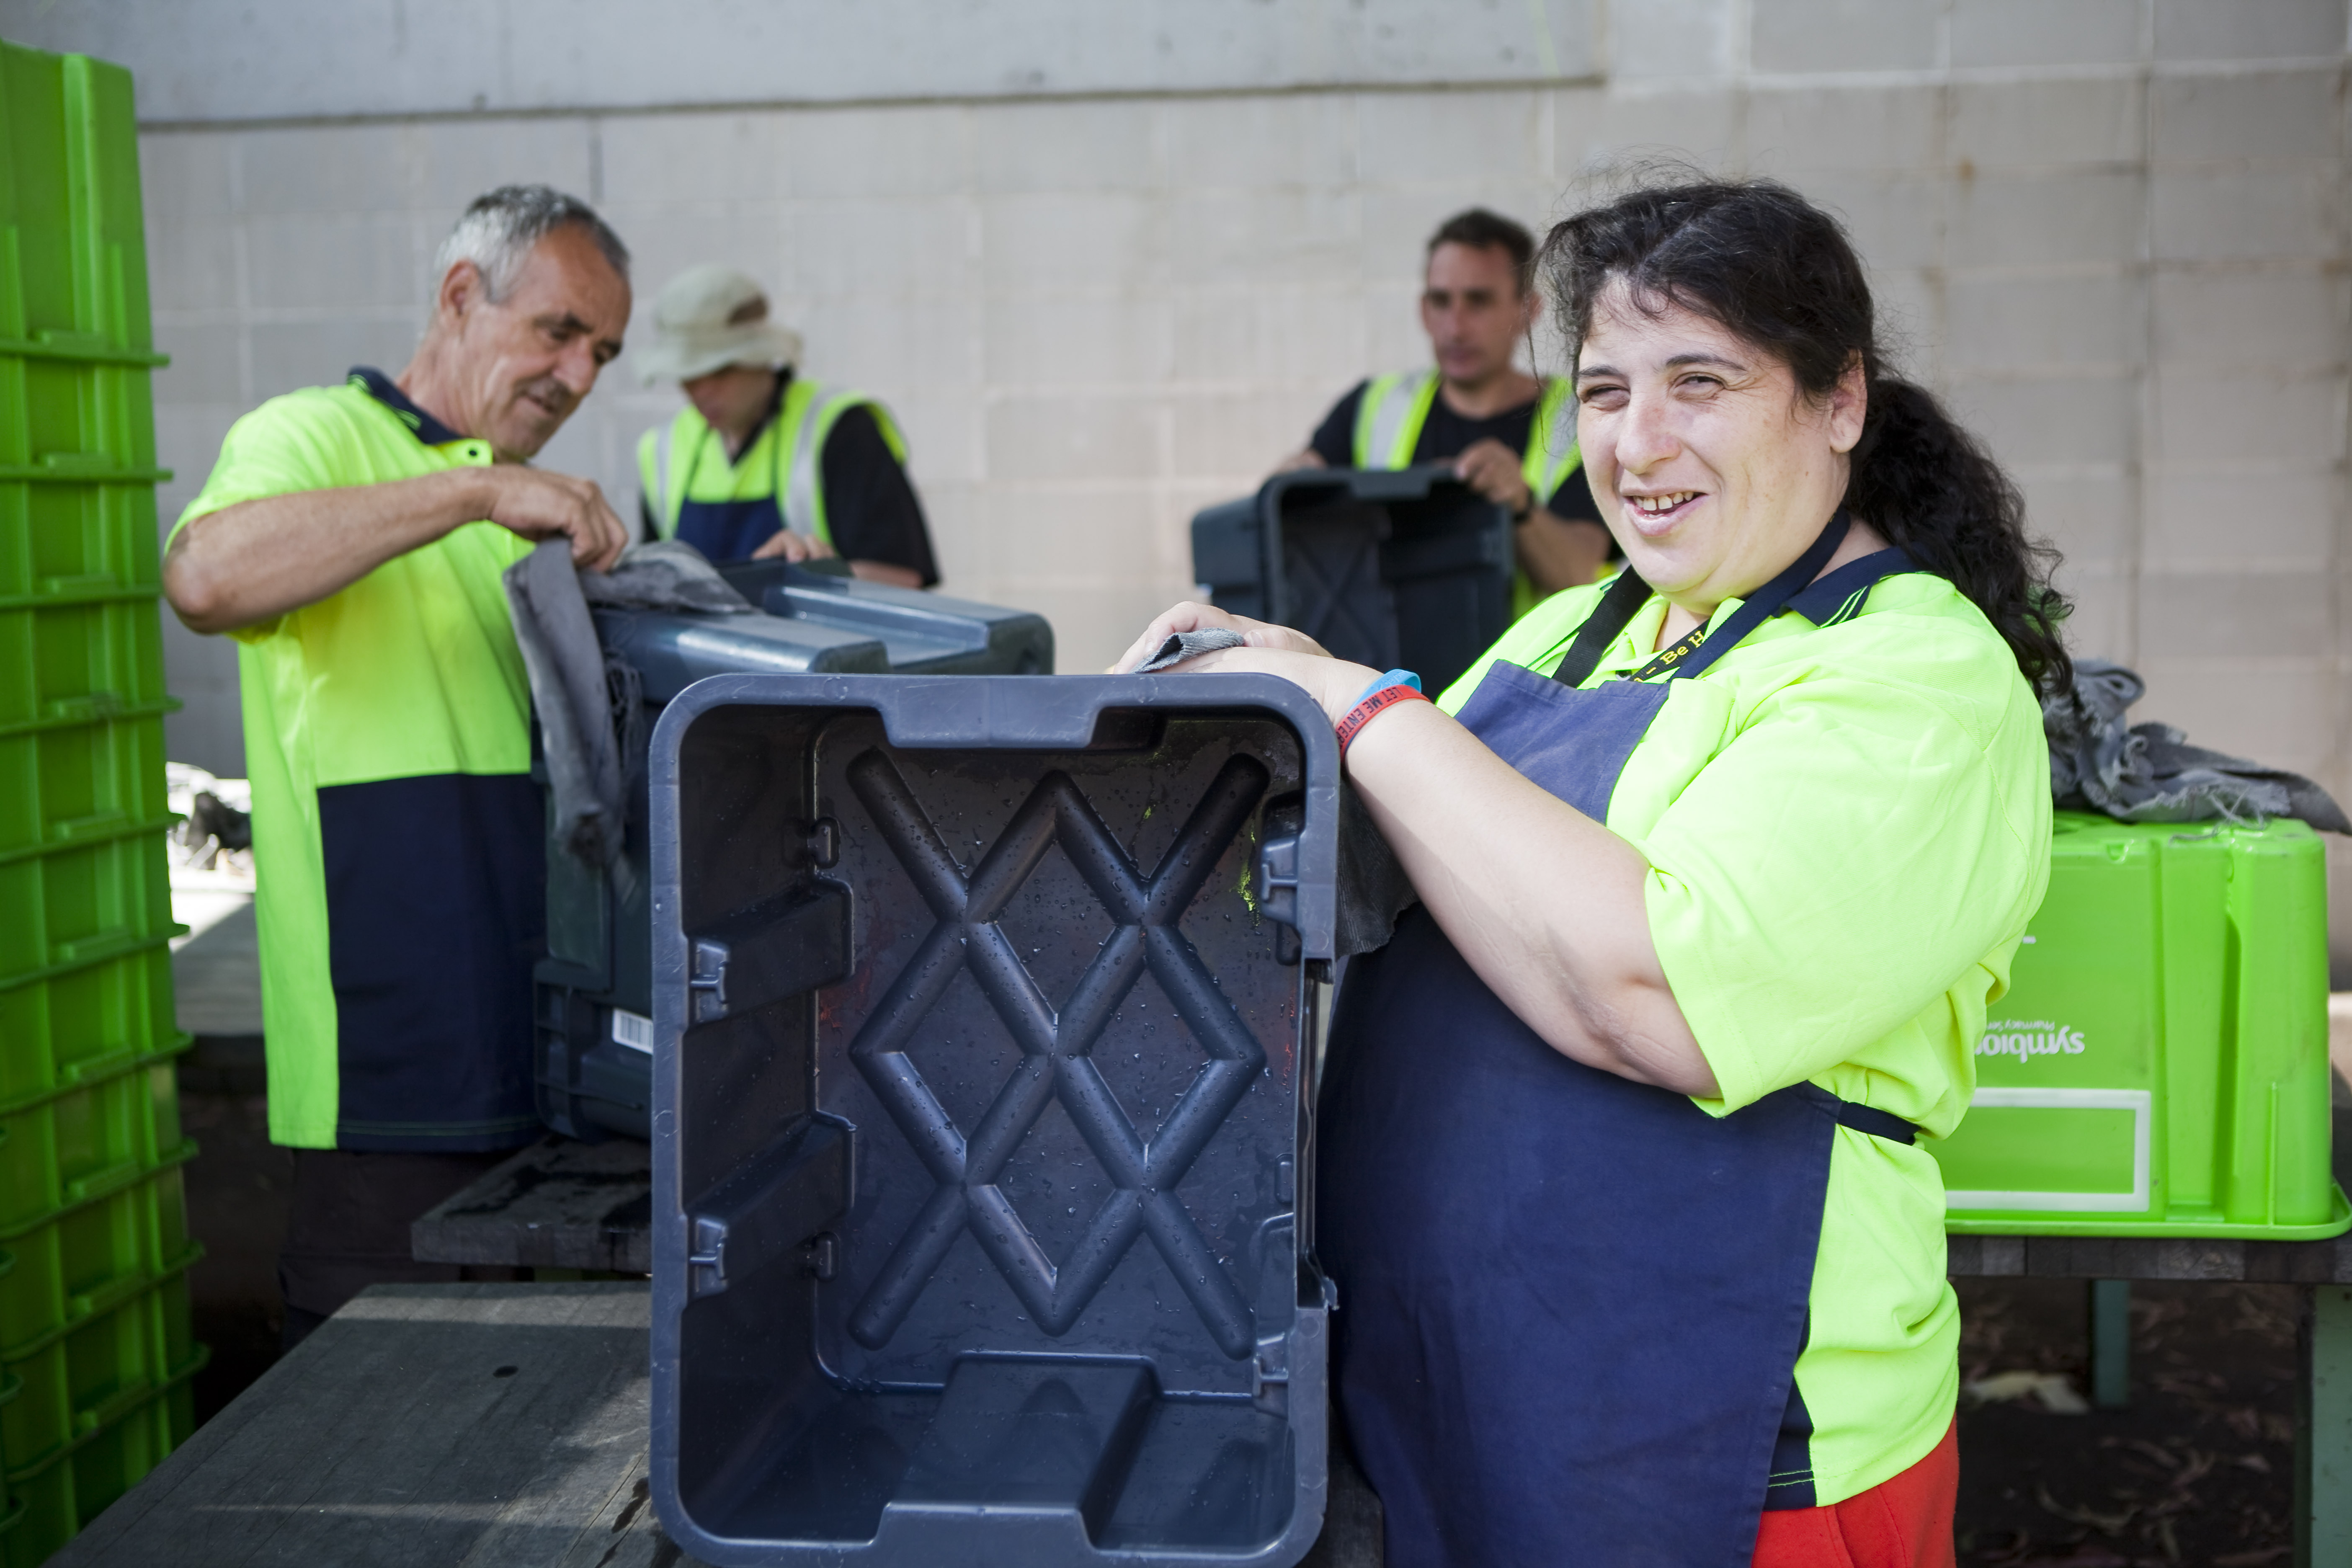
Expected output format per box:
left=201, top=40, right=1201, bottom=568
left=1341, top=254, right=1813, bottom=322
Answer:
left=684, top=882, right=851, bottom=1025
left=73, top=1376, right=158, bottom=1438
left=50, top=810, right=128, bottom=843
left=61, top=1158, right=142, bottom=1207
left=684, top=1112, right=855, bottom=1300
left=67, top=1267, right=155, bottom=1326
left=1256, top=828, right=1302, bottom=930
left=61, top=1048, right=136, bottom=1086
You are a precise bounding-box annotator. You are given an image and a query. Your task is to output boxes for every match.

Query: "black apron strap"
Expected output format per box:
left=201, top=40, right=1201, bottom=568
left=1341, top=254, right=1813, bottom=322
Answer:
left=1669, top=510, right=1851, bottom=682
left=1548, top=564, right=1656, bottom=688
left=1834, top=1100, right=1922, bottom=1145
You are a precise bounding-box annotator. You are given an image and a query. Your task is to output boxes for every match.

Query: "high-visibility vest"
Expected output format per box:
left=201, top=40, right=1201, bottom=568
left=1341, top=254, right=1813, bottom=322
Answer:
left=1349, top=369, right=1582, bottom=502
left=1349, top=370, right=1589, bottom=616
left=637, top=377, right=907, bottom=549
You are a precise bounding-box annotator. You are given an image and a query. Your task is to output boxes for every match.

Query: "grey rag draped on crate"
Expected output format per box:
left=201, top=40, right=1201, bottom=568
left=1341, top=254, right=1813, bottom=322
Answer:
left=503, top=539, right=754, bottom=867
left=2045, top=660, right=2349, bottom=833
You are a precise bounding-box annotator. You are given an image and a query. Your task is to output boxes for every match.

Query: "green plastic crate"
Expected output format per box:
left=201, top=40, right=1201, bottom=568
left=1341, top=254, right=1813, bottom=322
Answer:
left=0, top=30, right=182, bottom=1022
left=0, top=42, right=198, bottom=1559
left=0, top=1270, right=201, bottom=1488
left=1931, top=811, right=2350, bottom=1237
left=0, top=1050, right=189, bottom=1235
left=0, top=1276, right=200, bottom=1568
left=0, top=1369, right=18, bottom=1542
left=0, top=703, right=171, bottom=844
left=0, top=940, right=183, bottom=1114
left=0, top=1157, right=200, bottom=1365
left=0, top=31, right=173, bottom=731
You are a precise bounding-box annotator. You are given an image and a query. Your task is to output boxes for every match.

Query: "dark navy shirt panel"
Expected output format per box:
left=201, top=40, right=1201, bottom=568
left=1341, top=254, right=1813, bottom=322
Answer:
left=318, top=772, right=547, bottom=1151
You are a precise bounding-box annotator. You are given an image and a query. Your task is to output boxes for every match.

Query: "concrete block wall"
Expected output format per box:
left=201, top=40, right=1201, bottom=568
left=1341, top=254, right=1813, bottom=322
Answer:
left=15, top=4, right=2352, bottom=946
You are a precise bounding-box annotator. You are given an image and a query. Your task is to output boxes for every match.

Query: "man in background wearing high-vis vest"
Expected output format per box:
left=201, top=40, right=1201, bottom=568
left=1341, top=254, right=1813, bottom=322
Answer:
left=1284, top=208, right=1614, bottom=617
left=162, top=186, right=634, bottom=1346
left=634, top=266, right=939, bottom=586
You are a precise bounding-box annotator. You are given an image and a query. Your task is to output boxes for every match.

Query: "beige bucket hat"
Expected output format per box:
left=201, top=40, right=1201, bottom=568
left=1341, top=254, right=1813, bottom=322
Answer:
left=635, top=265, right=805, bottom=384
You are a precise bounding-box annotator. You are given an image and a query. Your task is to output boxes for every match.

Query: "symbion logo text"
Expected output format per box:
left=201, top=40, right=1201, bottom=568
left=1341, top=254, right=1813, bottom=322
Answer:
left=1977, top=1020, right=2086, bottom=1060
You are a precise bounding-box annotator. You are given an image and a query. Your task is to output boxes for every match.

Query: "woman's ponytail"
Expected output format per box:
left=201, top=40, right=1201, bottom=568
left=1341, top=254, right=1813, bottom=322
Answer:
left=1847, top=377, right=2071, bottom=697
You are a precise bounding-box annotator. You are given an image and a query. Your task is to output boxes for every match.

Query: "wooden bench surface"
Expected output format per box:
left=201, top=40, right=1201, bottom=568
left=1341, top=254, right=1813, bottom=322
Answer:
left=49, top=1284, right=681, bottom=1567
left=51, top=1282, right=1383, bottom=1568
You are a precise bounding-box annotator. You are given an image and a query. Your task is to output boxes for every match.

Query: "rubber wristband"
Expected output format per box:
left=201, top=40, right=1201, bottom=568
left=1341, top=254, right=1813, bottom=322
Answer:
left=1349, top=668, right=1423, bottom=706
left=1336, top=683, right=1430, bottom=758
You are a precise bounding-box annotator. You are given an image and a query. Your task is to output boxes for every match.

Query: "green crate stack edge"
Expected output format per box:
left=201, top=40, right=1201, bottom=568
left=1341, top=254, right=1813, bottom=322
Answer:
left=1929, top=811, right=2350, bottom=1239
left=0, top=40, right=206, bottom=1565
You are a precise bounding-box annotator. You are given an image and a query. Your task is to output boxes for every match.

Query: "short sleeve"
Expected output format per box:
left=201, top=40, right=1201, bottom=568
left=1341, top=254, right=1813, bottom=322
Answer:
left=172, top=393, right=357, bottom=542
left=818, top=405, right=940, bottom=585
left=170, top=392, right=364, bottom=642
left=1307, top=382, right=1367, bottom=468
left=1637, top=671, right=2042, bottom=1113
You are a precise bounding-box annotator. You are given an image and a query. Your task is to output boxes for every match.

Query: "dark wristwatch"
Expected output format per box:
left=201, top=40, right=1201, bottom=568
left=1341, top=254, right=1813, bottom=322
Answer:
left=1510, top=493, right=1537, bottom=523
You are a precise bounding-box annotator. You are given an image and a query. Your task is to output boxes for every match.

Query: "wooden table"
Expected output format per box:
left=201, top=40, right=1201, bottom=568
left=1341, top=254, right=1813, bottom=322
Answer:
left=51, top=1282, right=1382, bottom=1567
left=415, top=1115, right=2352, bottom=1566
left=48, top=1284, right=681, bottom=1567
left=411, top=1137, right=653, bottom=1275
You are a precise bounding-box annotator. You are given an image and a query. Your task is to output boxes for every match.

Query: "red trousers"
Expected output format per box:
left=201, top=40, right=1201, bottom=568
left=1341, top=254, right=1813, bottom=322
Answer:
left=1752, top=1421, right=1959, bottom=1568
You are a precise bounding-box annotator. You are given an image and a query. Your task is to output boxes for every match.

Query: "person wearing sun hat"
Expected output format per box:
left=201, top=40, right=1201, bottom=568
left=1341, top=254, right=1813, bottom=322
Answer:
left=634, top=264, right=939, bottom=584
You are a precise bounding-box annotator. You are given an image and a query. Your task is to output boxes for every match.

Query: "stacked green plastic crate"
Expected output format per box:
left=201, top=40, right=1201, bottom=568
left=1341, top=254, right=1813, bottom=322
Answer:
left=0, top=39, right=206, bottom=1563
left=1931, top=812, right=2349, bottom=1239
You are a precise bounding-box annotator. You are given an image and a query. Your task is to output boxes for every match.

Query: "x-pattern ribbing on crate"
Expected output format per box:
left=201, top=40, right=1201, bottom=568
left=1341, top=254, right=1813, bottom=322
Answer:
left=842, top=747, right=1270, bottom=1361
left=1288, top=529, right=1387, bottom=659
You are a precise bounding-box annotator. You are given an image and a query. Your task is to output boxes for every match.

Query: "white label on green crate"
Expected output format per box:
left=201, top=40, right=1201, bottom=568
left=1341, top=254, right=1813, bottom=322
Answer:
left=611, top=1008, right=654, bottom=1053
left=1976, top=1019, right=2087, bottom=1060
left=1941, top=1086, right=2151, bottom=1213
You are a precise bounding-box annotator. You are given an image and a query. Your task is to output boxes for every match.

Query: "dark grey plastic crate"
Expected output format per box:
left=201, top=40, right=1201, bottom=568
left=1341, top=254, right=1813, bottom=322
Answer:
left=648, top=673, right=1337, bottom=1567
left=535, top=572, right=1054, bottom=1141
left=1191, top=463, right=1512, bottom=698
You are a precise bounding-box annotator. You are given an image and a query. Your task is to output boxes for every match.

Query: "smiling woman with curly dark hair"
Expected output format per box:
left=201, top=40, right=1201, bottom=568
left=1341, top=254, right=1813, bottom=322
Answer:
left=1116, top=175, right=2065, bottom=1568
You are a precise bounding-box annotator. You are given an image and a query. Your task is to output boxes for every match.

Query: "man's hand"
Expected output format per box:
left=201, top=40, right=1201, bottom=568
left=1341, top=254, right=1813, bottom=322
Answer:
left=750, top=528, right=839, bottom=563
left=480, top=466, right=628, bottom=572
left=1275, top=449, right=1329, bottom=473
left=1453, top=436, right=1534, bottom=516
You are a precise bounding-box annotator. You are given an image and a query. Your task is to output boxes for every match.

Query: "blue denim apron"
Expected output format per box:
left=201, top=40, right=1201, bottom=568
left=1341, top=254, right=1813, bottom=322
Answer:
left=676, top=491, right=784, bottom=565
left=1317, top=515, right=1929, bottom=1568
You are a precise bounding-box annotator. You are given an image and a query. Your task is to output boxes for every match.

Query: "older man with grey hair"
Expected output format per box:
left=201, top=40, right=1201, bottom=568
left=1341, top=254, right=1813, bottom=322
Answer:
left=163, top=185, right=632, bottom=1345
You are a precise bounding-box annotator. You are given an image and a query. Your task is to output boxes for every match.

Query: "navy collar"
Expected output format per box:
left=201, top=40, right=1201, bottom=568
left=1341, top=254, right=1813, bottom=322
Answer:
left=348, top=367, right=468, bottom=446
left=1783, top=547, right=1922, bottom=627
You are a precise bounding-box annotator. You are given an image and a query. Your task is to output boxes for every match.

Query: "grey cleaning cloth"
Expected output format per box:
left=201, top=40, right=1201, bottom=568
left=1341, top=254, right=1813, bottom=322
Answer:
left=578, top=538, right=754, bottom=614
left=2045, top=658, right=2349, bottom=832
left=1135, top=626, right=1247, bottom=673
left=1336, top=784, right=1419, bottom=959
left=504, top=539, right=627, bottom=865
left=503, top=539, right=753, bottom=867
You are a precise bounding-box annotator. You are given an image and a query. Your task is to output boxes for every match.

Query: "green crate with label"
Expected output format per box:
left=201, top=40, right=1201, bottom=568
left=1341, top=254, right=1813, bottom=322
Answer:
left=1931, top=810, right=2349, bottom=1237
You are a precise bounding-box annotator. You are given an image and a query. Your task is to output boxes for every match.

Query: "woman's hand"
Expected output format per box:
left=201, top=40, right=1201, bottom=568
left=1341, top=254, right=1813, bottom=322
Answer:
left=1110, top=601, right=1375, bottom=721
left=1108, top=601, right=1330, bottom=672
left=750, top=528, right=837, bottom=562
